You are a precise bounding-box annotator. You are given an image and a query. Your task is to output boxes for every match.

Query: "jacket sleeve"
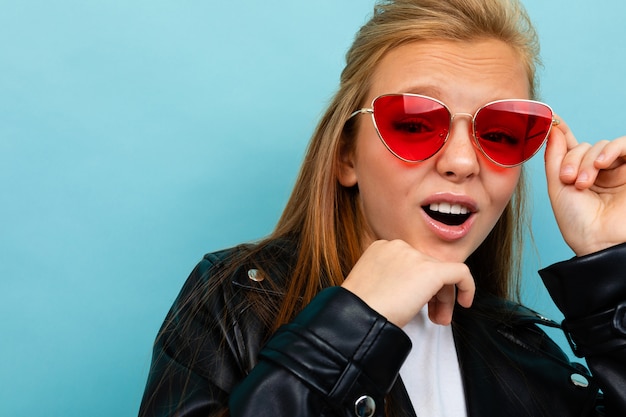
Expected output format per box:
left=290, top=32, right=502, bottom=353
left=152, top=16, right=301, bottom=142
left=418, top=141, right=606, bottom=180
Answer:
left=229, top=287, right=412, bottom=417
left=539, top=243, right=626, bottom=416
left=139, top=254, right=411, bottom=417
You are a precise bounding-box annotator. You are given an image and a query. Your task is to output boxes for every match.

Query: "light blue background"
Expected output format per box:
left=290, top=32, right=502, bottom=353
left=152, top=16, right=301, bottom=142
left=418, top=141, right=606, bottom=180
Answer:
left=1, top=1, right=624, bottom=416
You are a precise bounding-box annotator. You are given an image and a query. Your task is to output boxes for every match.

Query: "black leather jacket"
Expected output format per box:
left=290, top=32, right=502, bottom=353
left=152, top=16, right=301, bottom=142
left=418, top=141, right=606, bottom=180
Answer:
left=139, top=241, right=626, bottom=417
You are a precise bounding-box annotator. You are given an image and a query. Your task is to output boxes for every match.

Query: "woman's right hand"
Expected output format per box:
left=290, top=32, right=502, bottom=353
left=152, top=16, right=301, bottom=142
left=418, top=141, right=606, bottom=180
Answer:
left=341, top=239, right=475, bottom=328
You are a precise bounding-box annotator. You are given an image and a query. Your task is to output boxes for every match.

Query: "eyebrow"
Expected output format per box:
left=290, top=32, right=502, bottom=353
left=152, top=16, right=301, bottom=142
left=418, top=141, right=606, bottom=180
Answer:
left=400, top=85, right=444, bottom=97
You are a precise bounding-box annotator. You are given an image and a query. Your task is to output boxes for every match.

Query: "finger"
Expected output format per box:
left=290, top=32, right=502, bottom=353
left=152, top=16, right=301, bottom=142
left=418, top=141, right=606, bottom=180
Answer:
left=594, top=135, right=626, bottom=170
left=428, top=285, right=455, bottom=325
left=556, top=140, right=592, bottom=185
left=594, top=137, right=626, bottom=189
left=544, top=119, right=569, bottom=191
left=572, top=136, right=626, bottom=189
left=550, top=118, right=589, bottom=184
left=440, top=262, right=475, bottom=309
left=427, top=267, right=475, bottom=325
left=554, top=116, right=579, bottom=149
left=455, top=274, right=475, bottom=308
left=573, top=140, right=610, bottom=189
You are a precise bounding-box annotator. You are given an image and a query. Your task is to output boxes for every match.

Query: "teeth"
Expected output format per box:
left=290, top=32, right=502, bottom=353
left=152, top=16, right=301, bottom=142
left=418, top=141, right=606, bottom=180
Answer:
left=429, top=203, right=469, bottom=215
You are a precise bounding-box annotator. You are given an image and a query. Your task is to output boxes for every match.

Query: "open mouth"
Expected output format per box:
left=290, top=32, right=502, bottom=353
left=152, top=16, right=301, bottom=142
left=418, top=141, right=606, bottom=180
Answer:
left=423, top=203, right=472, bottom=226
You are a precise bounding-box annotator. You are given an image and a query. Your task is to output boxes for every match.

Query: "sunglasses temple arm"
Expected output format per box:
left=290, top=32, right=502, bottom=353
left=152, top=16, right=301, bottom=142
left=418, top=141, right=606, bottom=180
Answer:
left=348, top=108, right=373, bottom=119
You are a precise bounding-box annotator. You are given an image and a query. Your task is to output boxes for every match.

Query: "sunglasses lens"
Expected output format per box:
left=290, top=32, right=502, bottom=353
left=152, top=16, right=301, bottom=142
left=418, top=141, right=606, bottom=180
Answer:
left=474, top=101, right=553, bottom=166
left=372, top=95, right=450, bottom=162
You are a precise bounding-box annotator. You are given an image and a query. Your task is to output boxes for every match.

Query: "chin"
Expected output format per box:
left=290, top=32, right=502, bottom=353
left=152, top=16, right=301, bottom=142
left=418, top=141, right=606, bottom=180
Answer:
left=412, top=240, right=474, bottom=263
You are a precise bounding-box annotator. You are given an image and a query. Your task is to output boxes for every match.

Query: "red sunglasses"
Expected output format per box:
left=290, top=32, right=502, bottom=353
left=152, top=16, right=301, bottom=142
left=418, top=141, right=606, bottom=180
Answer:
left=348, top=93, right=558, bottom=167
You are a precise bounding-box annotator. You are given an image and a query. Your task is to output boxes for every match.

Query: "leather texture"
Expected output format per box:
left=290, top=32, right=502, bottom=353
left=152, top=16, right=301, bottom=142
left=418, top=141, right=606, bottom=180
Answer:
left=139, top=240, right=626, bottom=416
left=539, top=243, right=626, bottom=415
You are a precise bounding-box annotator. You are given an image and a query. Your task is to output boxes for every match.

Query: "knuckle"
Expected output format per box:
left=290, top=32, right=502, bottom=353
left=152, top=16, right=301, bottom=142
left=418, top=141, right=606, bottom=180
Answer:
left=576, top=142, right=592, bottom=151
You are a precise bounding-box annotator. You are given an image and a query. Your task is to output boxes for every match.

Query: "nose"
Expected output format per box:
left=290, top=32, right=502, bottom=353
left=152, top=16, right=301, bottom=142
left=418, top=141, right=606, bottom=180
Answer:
left=435, top=114, right=480, bottom=181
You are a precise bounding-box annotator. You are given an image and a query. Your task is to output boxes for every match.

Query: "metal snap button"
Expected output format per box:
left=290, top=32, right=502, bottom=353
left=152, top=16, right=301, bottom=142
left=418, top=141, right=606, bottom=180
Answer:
left=570, top=373, right=589, bottom=388
left=247, top=268, right=263, bottom=282
left=354, top=395, right=376, bottom=417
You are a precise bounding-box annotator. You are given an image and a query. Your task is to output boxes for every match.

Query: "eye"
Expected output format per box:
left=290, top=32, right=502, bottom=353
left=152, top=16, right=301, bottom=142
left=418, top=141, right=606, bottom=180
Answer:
left=479, top=129, right=521, bottom=146
left=392, top=117, right=435, bottom=134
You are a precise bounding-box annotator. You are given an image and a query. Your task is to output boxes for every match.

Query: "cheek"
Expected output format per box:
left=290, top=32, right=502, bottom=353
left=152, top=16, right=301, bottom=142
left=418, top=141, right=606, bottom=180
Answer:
left=353, top=125, right=411, bottom=194
left=357, top=160, right=405, bottom=219
left=354, top=155, right=420, bottom=238
left=487, top=166, right=521, bottom=210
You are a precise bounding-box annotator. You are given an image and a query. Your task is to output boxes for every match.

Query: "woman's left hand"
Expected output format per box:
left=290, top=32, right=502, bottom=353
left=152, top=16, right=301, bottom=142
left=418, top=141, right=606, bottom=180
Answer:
left=544, top=118, right=626, bottom=256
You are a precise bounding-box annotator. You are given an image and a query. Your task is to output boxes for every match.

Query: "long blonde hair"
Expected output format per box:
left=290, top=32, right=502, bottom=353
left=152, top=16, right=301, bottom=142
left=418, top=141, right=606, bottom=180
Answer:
left=254, top=0, right=540, bottom=329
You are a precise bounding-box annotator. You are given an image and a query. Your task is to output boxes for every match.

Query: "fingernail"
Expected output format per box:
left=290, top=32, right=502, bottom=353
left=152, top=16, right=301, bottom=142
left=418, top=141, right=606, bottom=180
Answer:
left=596, top=153, right=606, bottom=163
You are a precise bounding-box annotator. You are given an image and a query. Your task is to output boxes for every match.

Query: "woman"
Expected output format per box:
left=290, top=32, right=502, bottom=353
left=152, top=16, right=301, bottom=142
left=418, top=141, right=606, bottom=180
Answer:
left=139, top=0, right=626, bottom=415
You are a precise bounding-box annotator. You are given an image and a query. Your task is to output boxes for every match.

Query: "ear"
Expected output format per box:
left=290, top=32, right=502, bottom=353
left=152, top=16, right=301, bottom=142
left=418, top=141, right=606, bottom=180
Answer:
left=337, top=135, right=358, bottom=187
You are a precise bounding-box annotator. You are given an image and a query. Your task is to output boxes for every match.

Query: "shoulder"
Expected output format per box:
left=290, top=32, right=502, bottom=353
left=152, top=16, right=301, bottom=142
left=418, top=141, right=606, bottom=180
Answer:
left=168, top=237, right=300, bottom=343
left=155, top=238, right=299, bottom=383
left=180, top=236, right=299, bottom=297
left=198, top=237, right=298, bottom=293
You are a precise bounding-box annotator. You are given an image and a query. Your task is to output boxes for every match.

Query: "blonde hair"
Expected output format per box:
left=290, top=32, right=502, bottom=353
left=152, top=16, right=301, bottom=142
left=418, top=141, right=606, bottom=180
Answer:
left=263, top=0, right=539, bottom=328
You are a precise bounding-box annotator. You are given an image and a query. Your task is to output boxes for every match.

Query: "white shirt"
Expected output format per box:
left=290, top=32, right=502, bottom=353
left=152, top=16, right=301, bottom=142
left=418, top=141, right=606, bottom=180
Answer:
left=400, top=307, right=468, bottom=417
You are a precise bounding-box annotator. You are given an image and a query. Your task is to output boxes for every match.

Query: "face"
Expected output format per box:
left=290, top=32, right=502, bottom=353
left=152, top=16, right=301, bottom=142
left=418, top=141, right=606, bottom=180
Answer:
left=338, top=39, right=529, bottom=263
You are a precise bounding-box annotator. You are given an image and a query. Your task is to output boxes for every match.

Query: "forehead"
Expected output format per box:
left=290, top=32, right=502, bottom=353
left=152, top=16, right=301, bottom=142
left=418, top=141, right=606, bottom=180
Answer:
left=368, top=39, right=530, bottom=106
